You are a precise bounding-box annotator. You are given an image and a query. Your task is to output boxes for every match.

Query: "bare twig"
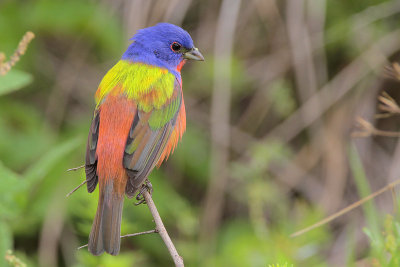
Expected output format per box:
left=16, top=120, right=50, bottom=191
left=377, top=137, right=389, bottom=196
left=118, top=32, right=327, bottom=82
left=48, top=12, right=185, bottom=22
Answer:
left=67, top=165, right=85, bottom=172
left=70, top=178, right=182, bottom=265
left=377, top=91, right=400, bottom=116
left=143, top=190, right=184, bottom=267
left=352, top=116, right=400, bottom=138
left=66, top=179, right=87, bottom=198
left=291, top=178, right=400, bottom=237
left=384, top=62, right=400, bottom=80
left=77, top=229, right=158, bottom=250
left=0, top=31, right=35, bottom=75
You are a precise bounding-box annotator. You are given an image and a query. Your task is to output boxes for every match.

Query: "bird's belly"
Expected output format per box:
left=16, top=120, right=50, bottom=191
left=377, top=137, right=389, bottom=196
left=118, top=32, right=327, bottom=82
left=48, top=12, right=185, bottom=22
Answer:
left=96, top=95, right=136, bottom=193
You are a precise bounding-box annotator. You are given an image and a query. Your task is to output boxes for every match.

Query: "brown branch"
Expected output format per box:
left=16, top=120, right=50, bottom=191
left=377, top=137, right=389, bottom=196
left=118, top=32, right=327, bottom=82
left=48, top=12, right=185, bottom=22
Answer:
left=0, top=31, right=35, bottom=75
left=69, top=177, right=183, bottom=265
left=143, top=190, right=184, bottom=267
left=77, top=229, right=158, bottom=250
left=291, top=178, right=400, bottom=237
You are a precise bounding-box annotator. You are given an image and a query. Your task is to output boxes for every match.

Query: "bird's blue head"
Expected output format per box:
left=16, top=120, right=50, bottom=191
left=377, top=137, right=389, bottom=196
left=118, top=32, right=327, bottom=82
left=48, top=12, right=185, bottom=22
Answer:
left=122, top=23, right=204, bottom=76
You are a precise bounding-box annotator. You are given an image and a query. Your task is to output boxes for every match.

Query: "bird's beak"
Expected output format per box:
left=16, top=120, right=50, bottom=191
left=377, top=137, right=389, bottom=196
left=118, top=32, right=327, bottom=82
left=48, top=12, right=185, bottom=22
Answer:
left=183, top=47, right=204, bottom=61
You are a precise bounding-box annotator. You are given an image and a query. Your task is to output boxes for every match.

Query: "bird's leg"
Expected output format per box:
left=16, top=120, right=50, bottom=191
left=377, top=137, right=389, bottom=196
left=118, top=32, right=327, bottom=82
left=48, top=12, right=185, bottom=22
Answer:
left=135, top=179, right=153, bottom=206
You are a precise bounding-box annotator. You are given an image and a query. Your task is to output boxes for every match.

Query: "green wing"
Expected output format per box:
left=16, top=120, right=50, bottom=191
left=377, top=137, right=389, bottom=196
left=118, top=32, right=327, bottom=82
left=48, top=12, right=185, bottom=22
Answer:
left=123, top=79, right=182, bottom=197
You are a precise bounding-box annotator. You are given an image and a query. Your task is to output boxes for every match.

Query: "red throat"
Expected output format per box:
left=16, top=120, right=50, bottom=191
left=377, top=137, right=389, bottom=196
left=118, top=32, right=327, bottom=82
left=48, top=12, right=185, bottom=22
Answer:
left=176, top=60, right=187, bottom=72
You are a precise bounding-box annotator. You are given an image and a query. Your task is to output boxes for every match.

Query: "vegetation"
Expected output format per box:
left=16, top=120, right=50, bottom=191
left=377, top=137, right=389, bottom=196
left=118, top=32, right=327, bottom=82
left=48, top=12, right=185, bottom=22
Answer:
left=1, top=0, right=400, bottom=266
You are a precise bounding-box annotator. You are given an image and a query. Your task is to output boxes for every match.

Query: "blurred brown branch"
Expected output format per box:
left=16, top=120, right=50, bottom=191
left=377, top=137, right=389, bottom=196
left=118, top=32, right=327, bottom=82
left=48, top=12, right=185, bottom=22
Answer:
left=0, top=31, right=35, bottom=75
left=201, top=0, right=241, bottom=249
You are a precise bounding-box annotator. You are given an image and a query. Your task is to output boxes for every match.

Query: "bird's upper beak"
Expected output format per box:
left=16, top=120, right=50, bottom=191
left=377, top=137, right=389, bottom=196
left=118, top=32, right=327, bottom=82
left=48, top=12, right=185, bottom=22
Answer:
left=183, top=47, right=204, bottom=61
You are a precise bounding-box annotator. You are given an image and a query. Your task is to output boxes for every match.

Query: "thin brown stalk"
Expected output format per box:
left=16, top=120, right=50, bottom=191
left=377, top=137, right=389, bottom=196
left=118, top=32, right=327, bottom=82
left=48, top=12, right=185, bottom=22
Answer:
left=142, top=190, right=184, bottom=267
left=352, top=116, right=400, bottom=138
left=291, top=178, right=400, bottom=237
left=77, top=229, right=158, bottom=250
left=0, top=31, right=35, bottom=75
left=384, top=62, right=400, bottom=80
left=66, top=179, right=87, bottom=198
left=377, top=92, right=400, bottom=114
left=67, top=165, right=85, bottom=172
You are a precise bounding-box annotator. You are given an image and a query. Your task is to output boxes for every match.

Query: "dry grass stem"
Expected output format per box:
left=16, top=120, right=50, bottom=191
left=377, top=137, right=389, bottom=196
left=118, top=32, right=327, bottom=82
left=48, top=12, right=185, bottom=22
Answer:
left=377, top=92, right=400, bottom=115
left=291, top=178, right=400, bottom=237
left=0, top=31, right=35, bottom=75
left=384, top=62, right=400, bottom=80
left=67, top=165, right=85, bottom=172
left=352, top=116, right=400, bottom=138
left=77, top=229, right=158, bottom=250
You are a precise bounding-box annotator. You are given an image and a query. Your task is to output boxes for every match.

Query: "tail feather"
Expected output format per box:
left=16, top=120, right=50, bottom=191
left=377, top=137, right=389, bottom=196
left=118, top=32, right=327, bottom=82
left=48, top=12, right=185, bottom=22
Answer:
left=88, top=182, right=124, bottom=256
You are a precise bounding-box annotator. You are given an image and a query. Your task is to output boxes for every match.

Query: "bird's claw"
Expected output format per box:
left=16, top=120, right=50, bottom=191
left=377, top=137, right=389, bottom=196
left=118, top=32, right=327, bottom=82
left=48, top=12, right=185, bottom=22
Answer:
left=134, top=180, right=153, bottom=206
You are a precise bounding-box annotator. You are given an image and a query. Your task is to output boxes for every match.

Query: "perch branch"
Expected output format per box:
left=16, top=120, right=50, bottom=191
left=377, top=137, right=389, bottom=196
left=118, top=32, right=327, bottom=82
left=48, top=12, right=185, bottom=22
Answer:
left=68, top=173, right=183, bottom=265
left=0, top=31, right=35, bottom=75
left=143, top=190, right=184, bottom=267
left=77, top=229, right=158, bottom=250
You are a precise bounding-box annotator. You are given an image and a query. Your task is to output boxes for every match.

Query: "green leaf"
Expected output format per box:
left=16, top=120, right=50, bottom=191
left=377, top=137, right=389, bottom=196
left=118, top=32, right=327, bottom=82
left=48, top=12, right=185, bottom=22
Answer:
left=23, top=137, right=83, bottom=186
left=0, top=70, right=32, bottom=96
left=0, top=161, right=23, bottom=219
left=0, top=220, right=12, bottom=267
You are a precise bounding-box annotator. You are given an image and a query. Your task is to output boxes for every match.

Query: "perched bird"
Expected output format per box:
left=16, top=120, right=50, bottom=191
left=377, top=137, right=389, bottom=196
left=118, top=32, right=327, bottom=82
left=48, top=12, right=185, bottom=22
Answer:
left=85, top=23, right=204, bottom=256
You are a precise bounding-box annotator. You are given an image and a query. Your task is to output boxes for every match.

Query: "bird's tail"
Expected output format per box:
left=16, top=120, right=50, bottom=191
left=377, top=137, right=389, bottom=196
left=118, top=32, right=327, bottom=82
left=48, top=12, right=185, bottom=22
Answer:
left=88, top=181, right=124, bottom=256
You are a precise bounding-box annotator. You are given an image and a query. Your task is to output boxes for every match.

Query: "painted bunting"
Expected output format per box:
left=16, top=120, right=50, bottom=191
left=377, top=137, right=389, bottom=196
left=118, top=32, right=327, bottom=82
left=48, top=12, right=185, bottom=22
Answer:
left=85, top=23, right=204, bottom=256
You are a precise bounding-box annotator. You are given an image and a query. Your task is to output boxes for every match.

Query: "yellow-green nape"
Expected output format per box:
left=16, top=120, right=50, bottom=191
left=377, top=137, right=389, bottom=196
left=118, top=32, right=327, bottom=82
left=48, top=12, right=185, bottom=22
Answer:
left=95, top=60, right=176, bottom=112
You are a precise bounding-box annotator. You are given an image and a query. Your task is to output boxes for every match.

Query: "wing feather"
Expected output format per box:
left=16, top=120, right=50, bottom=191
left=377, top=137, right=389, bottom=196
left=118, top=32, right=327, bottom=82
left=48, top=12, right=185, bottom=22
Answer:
left=85, top=111, right=100, bottom=193
left=123, top=80, right=182, bottom=197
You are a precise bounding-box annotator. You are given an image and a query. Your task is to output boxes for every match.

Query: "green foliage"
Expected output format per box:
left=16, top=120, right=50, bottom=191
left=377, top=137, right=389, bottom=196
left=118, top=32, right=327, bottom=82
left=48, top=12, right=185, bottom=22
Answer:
left=364, top=214, right=400, bottom=267
left=349, top=144, right=382, bottom=243
left=268, top=79, right=296, bottom=118
left=0, top=70, right=32, bottom=96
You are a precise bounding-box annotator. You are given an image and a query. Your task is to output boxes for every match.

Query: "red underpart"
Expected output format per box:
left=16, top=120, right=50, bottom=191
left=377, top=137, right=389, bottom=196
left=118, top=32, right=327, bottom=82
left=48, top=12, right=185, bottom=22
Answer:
left=176, top=59, right=187, bottom=72
left=96, top=94, right=136, bottom=194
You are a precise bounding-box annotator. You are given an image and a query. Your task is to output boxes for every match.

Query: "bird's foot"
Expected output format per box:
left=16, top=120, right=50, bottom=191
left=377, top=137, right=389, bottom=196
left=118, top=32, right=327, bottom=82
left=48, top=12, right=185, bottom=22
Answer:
left=134, top=179, right=153, bottom=206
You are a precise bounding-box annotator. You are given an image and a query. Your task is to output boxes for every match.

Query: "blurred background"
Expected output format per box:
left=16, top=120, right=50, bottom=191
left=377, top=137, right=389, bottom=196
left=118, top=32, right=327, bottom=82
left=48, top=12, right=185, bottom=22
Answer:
left=1, top=0, right=400, bottom=266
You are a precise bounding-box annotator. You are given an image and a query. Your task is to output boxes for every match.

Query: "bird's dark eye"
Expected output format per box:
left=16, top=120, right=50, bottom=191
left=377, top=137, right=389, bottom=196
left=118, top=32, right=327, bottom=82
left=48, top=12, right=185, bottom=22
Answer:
left=171, top=42, right=182, bottom=52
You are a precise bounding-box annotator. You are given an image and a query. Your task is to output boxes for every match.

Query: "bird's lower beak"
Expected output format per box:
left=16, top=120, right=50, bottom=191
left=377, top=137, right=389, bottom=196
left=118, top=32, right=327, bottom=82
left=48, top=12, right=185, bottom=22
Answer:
left=183, top=47, right=204, bottom=61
